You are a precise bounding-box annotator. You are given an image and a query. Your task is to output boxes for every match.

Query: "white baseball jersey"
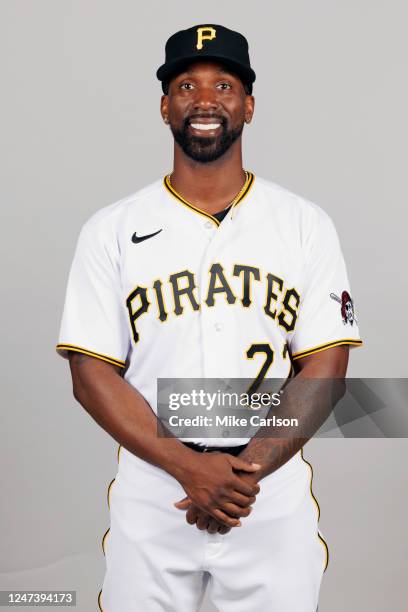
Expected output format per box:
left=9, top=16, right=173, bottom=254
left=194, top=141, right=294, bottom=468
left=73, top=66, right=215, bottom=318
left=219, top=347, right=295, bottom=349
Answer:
left=57, top=172, right=362, bottom=612
left=57, top=172, right=362, bottom=444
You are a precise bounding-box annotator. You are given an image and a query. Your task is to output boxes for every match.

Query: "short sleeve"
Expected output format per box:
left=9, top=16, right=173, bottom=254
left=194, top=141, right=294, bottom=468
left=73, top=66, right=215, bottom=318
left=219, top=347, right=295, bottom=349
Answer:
left=290, top=209, right=362, bottom=361
left=56, top=220, right=129, bottom=368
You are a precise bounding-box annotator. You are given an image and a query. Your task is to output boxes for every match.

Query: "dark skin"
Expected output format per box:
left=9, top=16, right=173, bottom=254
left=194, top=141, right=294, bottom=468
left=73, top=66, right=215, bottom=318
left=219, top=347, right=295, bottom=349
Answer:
left=177, top=345, right=349, bottom=534
left=69, top=352, right=261, bottom=529
left=160, top=61, right=254, bottom=214
left=68, top=344, right=349, bottom=535
left=68, top=59, right=351, bottom=535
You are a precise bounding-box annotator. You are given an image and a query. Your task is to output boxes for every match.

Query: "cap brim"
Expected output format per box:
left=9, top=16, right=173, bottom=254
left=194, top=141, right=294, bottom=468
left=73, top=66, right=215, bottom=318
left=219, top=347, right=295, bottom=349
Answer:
left=156, top=54, right=256, bottom=88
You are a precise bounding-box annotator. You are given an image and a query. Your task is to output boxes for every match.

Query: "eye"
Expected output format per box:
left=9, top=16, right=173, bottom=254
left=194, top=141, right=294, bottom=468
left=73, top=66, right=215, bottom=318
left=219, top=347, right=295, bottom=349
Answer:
left=179, top=82, right=195, bottom=90
left=217, top=82, right=232, bottom=90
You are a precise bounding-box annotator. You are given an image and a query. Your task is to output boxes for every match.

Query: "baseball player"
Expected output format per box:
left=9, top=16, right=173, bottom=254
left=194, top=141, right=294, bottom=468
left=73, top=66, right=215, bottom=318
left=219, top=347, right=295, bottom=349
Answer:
left=57, top=24, right=362, bottom=612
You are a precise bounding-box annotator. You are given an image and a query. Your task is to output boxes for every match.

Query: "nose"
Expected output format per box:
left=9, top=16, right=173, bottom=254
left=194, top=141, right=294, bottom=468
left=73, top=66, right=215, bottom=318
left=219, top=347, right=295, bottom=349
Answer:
left=192, top=86, right=219, bottom=112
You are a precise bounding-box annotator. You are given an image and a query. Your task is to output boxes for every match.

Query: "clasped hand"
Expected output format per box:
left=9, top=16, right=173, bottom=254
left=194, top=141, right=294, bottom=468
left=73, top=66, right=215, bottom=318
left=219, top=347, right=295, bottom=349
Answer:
left=174, top=452, right=261, bottom=534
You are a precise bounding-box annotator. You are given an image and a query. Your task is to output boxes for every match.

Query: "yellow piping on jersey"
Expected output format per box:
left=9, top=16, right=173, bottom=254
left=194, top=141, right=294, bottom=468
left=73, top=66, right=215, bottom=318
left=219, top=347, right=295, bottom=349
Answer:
left=163, top=171, right=254, bottom=225
left=56, top=343, right=126, bottom=368
left=230, top=171, right=254, bottom=219
left=98, top=445, right=122, bottom=611
left=292, top=339, right=363, bottom=361
left=301, top=448, right=329, bottom=573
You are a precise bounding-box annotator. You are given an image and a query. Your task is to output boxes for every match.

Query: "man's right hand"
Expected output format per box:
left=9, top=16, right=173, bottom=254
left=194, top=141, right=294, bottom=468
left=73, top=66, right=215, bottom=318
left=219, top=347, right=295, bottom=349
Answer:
left=173, top=452, right=261, bottom=527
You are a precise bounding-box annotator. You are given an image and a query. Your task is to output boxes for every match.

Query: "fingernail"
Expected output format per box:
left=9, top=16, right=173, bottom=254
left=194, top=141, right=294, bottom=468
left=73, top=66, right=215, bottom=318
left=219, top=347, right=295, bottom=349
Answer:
left=252, top=463, right=261, bottom=469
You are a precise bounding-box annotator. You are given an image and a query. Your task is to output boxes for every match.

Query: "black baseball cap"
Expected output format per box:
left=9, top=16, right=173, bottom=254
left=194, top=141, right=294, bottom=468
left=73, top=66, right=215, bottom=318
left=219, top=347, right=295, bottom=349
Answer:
left=156, top=24, right=256, bottom=94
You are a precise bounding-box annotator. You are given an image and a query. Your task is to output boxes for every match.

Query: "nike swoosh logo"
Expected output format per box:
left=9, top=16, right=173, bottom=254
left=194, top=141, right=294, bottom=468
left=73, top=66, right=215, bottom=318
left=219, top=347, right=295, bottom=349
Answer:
left=131, top=229, right=162, bottom=243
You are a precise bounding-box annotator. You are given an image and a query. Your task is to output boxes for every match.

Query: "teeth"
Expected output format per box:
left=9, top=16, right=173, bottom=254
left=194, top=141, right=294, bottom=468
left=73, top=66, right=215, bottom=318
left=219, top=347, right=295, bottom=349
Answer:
left=190, top=123, right=221, bottom=131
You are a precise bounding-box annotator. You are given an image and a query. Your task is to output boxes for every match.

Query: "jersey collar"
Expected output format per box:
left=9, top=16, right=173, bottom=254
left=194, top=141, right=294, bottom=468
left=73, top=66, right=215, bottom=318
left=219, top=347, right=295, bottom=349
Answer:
left=163, top=171, right=255, bottom=227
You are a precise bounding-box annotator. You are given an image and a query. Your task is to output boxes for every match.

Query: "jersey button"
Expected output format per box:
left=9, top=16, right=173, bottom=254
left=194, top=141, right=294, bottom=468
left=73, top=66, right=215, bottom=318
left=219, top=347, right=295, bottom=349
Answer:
left=204, top=221, right=213, bottom=229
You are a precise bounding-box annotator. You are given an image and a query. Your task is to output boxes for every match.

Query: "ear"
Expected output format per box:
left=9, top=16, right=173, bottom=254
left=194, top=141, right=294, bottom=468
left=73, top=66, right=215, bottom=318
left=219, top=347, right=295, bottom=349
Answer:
left=244, top=95, right=255, bottom=124
left=160, top=94, right=169, bottom=124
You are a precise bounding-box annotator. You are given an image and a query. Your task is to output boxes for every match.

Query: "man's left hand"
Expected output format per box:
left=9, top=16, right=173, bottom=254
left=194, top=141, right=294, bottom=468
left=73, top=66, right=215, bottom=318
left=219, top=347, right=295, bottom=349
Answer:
left=178, top=470, right=260, bottom=534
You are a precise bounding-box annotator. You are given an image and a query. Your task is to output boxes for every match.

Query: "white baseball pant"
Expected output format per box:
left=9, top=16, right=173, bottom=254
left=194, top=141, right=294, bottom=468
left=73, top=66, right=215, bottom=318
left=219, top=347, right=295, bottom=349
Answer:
left=99, top=448, right=327, bottom=612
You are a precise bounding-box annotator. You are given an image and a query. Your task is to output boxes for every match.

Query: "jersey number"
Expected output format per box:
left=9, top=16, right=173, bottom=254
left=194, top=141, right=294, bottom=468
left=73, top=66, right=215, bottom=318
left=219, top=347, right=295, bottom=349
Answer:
left=246, top=343, right=275, bottom=394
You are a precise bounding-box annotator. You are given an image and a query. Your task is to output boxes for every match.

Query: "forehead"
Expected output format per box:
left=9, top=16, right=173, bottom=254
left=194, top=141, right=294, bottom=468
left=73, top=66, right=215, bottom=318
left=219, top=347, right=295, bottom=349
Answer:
left=172, top=60, right=240, bottom=81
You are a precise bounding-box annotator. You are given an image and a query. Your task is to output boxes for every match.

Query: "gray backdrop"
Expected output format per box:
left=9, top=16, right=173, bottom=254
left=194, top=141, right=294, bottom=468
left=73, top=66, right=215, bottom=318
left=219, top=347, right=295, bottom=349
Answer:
left=1, top=1, right=407, bottom=610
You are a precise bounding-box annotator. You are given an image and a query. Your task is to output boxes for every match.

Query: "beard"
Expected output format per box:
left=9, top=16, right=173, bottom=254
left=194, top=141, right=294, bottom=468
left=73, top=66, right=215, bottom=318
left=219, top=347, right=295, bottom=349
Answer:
left=170, top=116, right=244, bottom=163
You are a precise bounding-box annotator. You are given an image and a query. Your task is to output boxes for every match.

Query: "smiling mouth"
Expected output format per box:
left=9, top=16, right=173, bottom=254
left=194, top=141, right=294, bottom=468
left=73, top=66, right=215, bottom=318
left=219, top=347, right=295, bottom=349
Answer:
left=187, top=115, right=224, bottom=133
left=190, top=123, right=221, bottom=131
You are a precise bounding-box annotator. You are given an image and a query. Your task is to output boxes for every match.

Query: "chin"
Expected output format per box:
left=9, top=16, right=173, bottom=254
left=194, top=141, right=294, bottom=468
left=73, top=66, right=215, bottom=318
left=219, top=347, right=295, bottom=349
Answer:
left=171, top=123, right=243, bottom=163
left=184, top=145, right=229, bottom=163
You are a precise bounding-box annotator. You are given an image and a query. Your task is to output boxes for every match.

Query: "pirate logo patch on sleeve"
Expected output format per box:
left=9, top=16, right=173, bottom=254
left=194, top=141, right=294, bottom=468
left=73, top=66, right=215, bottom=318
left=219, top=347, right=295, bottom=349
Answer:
left=330, top=291, right=358, bottom=326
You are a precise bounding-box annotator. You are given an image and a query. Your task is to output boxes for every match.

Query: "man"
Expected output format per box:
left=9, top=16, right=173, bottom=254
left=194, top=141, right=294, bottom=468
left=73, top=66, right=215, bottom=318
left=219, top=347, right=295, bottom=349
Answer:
left=57, top=24, right=362, bottom=612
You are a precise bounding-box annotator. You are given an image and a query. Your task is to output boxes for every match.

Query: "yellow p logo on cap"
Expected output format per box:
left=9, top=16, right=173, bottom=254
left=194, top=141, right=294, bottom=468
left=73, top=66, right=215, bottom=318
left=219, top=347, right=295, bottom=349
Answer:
left=196, top=27, right=216, bottom=50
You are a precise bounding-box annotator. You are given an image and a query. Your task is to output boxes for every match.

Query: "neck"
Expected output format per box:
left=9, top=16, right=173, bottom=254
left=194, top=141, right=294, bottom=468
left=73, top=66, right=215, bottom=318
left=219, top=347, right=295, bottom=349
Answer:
left=169, top=140, right=247, bottom=215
